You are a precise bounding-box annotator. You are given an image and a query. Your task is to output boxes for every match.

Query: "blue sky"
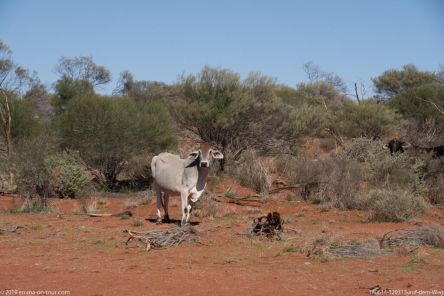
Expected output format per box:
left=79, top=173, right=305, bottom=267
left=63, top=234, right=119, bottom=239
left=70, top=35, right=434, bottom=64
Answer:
left=1, top=0, right=443, bottom=95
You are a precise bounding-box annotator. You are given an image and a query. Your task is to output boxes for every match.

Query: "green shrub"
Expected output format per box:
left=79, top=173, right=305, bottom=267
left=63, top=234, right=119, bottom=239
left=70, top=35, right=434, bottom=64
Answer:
left=368, top=153, right=426, bottom=195
left=10, top=97, right=41, bottom=141
left=55, top=94, right=177, bottom=189
left=389, top=83, right=444, bottom=121
left=13, top=128, right=58, bottom=209
left=45, top=152, right=89, bottom=198
left=341, top=137, right=384, bottom=163
left=367, top=189, right=427, bottom=222
left=336, top=100, right=401, bottom=139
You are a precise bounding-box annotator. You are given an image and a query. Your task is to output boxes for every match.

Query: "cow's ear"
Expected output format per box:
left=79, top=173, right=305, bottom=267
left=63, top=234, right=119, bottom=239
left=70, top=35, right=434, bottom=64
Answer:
left=382, top=144, right=389, bottom=150
left=211, top=150, right=224, bottom=159
left=188, top=151, right=199, bottom=159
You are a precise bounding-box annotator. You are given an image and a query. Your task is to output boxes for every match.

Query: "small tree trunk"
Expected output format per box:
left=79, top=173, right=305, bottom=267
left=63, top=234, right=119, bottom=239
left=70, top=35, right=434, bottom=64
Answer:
left=0, top=90, right=12, bottom=155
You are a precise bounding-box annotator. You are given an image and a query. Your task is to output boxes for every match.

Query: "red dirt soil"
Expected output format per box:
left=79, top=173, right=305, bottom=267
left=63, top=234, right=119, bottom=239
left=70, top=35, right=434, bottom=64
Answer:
left=1, top=184, right=444, bottom=296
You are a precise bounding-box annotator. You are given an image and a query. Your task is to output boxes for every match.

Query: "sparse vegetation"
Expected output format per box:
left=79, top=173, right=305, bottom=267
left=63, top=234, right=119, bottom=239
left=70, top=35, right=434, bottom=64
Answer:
left=368, top=153, right=426, bottom=195
left=367, top=189, right=427, bottom=222
left=341, top=137, right=384, bottom=163
left=230, top=149, right=270, bottom=193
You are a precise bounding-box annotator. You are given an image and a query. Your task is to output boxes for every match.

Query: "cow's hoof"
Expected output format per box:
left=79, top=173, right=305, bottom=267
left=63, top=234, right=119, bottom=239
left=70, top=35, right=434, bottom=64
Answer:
left=156, top=217, right=162, bottom=224
left=163, top=215, right=170, bottom=223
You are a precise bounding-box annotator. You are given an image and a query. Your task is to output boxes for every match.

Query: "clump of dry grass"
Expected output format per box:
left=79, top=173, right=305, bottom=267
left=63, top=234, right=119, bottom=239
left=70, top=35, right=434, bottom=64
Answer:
left=124, top=196, right=151, bottom=209
left=231, top=149, right=270, bottom=193
left=81, top=196, right=110, bottom=215
left=306, top=236, right=381, bottom=260
left=379, top=223, right=444, bottom=249
left=192, top=193, right=218, bottom=219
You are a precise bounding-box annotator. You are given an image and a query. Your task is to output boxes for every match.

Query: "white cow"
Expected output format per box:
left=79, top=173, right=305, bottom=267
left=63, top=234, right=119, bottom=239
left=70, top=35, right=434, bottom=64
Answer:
left=150, top=144, right=223, bottom=225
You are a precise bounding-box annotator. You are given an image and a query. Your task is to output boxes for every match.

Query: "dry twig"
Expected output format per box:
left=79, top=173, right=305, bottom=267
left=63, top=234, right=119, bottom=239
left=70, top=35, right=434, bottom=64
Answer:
left=124, top=226, right=200, bottom=251
left=0, top=225, right=24, bottom=233
left=87, top=210, right=133, bottom=218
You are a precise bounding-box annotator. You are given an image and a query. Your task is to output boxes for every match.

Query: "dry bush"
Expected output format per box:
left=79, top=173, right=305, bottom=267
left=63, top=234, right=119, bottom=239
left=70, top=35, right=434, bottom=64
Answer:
left=305, top=235, right=380, bottom=260
left=276, top=155, right=367, bottom=209
left=425, top=174, right=444, bottom=204
left=275, top=155, right=324, bottom=186
left=81, top=196, right=110, bottom=214
left=0, top=156, right=16, bottom=193
left=316, top=158, right=366, bottom=210
left=424, top=159, right=444, bottom=204
left=192, top=193, right=217, bottom=219
left=379, top=223, right=444, bottom=249
left=319, top=137, right=336, bottom=151
left=341, top=137, right=384, bottom=163
left=124, top=196, right=152, bottom=209
left=366, top=189, right=427, bottom=222
left=117, top=153, right=153, bottom=190
left=230, top=149, right=270, bottom=193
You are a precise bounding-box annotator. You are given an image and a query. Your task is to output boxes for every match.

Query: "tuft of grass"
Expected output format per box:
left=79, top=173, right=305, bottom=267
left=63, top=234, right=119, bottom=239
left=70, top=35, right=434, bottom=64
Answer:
left=31, top=222, right=47, bottom=231
left=295, top=211, right=305, bottom=217
left=120, top=213, right=131, bottom=220
left=193, top=193, right=217, bottom=219
left=125, top=196, right=151, bottom=209
left=277, top=246, right=296, bottom=256
left=91, top=238, right=105, bottom=245
left=224, top=191, right=236, bottom=198
left=133, top=220, right=144, bottom=227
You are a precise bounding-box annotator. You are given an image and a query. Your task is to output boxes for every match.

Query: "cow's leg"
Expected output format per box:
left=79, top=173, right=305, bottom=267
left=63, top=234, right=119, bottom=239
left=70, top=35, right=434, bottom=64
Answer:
left=156, top=191, right=164, bottom=224
left=186, top=204, right=192, bottom=224
left=180, top=190, right=189, bottom=226
left=162, top=193, right=170, bottom=223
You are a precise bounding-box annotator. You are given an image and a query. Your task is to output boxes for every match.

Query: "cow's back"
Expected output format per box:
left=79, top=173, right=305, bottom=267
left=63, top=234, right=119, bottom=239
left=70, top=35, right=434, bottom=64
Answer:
left=151, top=153, right=185, bottom=193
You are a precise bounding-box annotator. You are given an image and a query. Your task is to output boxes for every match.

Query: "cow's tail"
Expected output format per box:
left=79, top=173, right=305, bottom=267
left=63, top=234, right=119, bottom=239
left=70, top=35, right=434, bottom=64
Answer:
left=150, top=156, right=158, bottom=179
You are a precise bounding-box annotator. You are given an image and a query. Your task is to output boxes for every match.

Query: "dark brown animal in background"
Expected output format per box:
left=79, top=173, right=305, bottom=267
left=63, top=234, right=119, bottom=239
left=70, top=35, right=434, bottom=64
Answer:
left=383, top=139, right=411, bottom=155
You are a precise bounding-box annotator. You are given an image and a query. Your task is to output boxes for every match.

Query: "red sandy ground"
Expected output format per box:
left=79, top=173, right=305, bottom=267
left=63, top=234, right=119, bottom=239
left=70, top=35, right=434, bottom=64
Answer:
left=1, top=180, right=443, bottom=296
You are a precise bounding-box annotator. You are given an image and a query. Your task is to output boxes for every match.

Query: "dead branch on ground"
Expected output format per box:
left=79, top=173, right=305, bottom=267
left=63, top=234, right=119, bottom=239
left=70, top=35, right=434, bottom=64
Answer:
left=124, top=226, right=200, bottom=251
left=249, top=212, right=283, bottom=240
left=0, top=225, right=24, bottom=233
left=87, top=210, right=133, bottom=218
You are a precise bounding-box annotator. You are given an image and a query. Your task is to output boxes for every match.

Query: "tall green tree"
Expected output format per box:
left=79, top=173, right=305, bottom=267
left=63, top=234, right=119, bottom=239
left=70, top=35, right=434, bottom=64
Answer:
left=372, top=64, right=437, bottom=99
left=53, top=56, right=111, bottom=111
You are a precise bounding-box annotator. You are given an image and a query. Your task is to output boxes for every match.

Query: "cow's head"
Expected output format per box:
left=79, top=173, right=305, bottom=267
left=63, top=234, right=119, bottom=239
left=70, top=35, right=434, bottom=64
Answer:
left=383, top=139, right=411, bottom=155
left=187, top=143, right=224, bottom=168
